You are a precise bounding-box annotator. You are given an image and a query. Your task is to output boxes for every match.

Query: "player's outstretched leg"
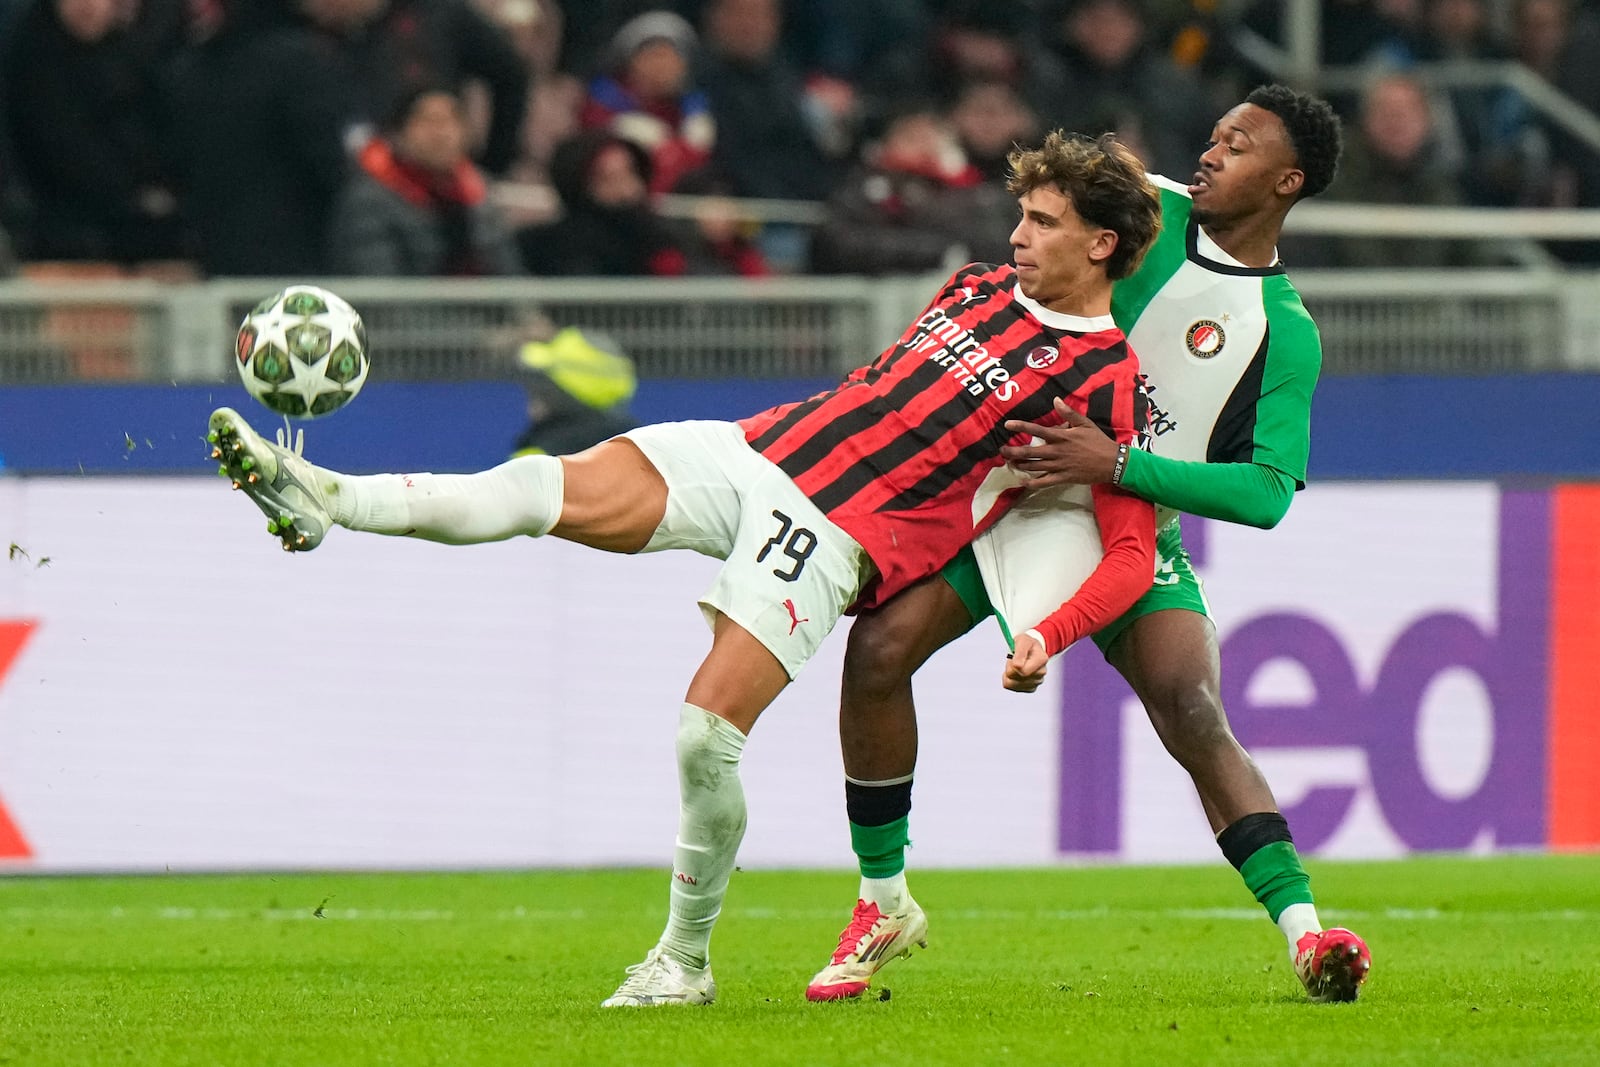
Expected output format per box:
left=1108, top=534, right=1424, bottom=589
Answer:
left=1108, top=608, right=1372, bottom=1002
left=208, top=406, right=627, bottom=553
left=208, top=407, right=334, bottom=552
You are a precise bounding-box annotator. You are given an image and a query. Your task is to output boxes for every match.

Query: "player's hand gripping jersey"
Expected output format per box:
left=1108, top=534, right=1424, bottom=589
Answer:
left=741, top=263, right=1155, bottom=650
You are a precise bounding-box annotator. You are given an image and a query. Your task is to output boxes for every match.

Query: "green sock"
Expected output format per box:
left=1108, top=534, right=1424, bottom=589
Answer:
left=849, top=816, right=909, bottom=879
left=1238, top=840, right=1315, bottom=922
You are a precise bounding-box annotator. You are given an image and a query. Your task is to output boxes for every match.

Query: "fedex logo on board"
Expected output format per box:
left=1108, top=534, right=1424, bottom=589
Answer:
left=1055, top=488, right=1600, bottom=858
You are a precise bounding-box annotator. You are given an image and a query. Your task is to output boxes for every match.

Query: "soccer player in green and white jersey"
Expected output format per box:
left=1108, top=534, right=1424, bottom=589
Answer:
left=807, top=85, right=1372, bottom=1004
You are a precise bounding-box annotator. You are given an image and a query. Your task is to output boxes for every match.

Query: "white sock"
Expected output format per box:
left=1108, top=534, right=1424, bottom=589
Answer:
left=1278, top=902, right=1322, bottom=957
left=322, top=455, right=564, bottom=543
left=659, top=704, right=748, bottom=971
left=859, top=872, right=908, bottom=912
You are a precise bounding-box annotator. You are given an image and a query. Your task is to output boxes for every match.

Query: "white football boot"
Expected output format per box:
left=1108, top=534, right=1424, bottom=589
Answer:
left=207, top=407, right=333, bottom=552
left=601, top=945, right=717, bottom=1008
left=805, top=896, right=929, bottom=1001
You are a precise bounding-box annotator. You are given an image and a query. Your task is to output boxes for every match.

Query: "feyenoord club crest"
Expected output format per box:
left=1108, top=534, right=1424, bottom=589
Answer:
left=1185, top=319, right=1226, bottom=359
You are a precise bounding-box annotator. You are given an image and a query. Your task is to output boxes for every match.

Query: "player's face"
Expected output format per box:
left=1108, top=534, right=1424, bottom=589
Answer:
left=1010, top=186, right=1117, bottom=310
left=1189, top=103, right=1302, bottom=225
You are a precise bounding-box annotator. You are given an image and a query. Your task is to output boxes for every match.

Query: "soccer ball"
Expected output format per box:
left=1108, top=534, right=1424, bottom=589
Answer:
left=234, top=285, right=369, bottom=418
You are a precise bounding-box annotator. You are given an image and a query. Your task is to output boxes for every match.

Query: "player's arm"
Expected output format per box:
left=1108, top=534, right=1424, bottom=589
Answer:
left=1005, top=401, right=1297, bottom=527
left=1003, top=355, right=1156, bottom=691
left=1002, top=484, right=1154, bottom=692
left=1005, top=309, right=1319, bottom=530
left=1004, top=401, right=1297, bottom=529
left=1118, top=451, right=1295, bottom=528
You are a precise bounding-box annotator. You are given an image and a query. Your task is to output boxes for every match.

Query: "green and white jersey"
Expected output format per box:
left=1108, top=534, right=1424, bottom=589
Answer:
left=1113, top=175, right=1321, bottom=496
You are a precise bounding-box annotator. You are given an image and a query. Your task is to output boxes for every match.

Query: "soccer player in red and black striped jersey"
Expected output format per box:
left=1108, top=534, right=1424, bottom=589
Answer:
left=205, top=131, right=1163, bottom=1007
left=740, top=253, right=1149, bottom=644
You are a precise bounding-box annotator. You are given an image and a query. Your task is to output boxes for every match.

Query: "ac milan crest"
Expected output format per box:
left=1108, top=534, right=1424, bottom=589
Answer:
left=1025, top=345, right=1060, bottom=370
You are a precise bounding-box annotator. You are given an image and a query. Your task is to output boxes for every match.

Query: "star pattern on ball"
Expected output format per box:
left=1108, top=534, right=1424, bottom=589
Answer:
left=309, top=308, right=363, bottom=356
left=282, top=344, right=341, bottom=411
left=236, top=287, right=368, bottom=419
left=250, top=308, right=294, bottom=358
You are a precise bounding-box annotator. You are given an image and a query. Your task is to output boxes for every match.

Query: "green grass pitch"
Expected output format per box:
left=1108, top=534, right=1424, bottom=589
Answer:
left=1, top=853, right=1594, bottom=1066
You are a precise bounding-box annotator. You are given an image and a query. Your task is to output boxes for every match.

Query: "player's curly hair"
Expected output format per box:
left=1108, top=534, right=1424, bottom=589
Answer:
left=1006, top=131, right=1161, bottom=281
left=1244, top=84, right=1344, bottom=200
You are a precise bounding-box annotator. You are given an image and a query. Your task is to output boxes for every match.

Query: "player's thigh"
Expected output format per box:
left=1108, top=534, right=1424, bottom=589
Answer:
left=940, top=544, right=994, bottom=629
left=844, top=572, right=977, bottom=692
left=1090, top=519, right=1210, bottom=660
left=685, top=611, right=794, bottom=734
left=700, top=460, right=873, bottom=685
left=617, top=421, right=750, bottom=558
left=551, top=437, right=668, bottom=553
left=1104, top=606, right=1223, bottom=717
left=1096, top=521, right=1226, bottom=722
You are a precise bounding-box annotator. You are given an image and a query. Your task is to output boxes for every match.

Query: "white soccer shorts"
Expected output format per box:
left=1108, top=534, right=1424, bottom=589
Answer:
left=622, top=420, right=875, bottom=679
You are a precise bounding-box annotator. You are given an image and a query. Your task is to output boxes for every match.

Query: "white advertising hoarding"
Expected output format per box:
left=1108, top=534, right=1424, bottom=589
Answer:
left=0, top=477, right=1530, bottom=870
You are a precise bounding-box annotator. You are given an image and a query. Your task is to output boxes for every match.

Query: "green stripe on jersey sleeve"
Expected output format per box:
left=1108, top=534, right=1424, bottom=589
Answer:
left=1249, top=276, right=1322, bottom=487
left=1111, top=186, right=1192, bottom=330
left=1118, top=450, right=1297, bottom=529
left=1203, top=275, right=1321, bottom=485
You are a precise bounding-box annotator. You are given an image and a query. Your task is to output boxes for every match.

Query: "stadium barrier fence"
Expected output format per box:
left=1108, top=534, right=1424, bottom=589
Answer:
left=3, top=270, right=1600, bottom=385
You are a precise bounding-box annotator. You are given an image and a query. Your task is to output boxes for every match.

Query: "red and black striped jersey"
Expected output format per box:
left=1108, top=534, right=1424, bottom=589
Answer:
left=741, top=263, right=1147, bottom=605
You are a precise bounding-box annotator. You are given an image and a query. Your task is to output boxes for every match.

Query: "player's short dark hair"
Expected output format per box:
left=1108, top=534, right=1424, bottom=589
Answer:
left=1005, top=131, right=1161, bottom=280
left=1244, top=84, right=1343, bottom=200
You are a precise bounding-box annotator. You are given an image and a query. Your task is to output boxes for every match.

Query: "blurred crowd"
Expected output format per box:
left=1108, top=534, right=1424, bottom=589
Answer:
left=3, top=0, right=1600, bottom=282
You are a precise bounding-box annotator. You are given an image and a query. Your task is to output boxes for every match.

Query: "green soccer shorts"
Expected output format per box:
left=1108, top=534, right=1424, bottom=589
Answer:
left=942, top=519, right=1211, bottom=656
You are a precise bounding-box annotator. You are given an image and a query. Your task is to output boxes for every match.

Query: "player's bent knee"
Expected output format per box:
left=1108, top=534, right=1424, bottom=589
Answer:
left=677, top=703, right=747, bottom=760
left=1147, top=688, right=1238, bottom=761
left=842, top=613, right=923, bottom=697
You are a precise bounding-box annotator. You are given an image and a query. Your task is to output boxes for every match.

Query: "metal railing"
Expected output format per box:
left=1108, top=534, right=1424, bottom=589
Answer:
left=1, top=271, right=1598, bottom=385
left=1293, top=269, right=1589, bottom=375
left=0, top=276, right=909, bottom=384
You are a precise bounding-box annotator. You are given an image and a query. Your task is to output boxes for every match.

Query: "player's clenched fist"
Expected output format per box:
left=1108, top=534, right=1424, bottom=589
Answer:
left=1002, top=632, right=1050, bottom=693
